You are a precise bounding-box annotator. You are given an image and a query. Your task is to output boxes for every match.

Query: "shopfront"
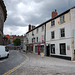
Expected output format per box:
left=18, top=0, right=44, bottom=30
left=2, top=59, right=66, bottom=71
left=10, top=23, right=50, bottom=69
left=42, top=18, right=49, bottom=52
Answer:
left=35, top=44, right=44, bottom=55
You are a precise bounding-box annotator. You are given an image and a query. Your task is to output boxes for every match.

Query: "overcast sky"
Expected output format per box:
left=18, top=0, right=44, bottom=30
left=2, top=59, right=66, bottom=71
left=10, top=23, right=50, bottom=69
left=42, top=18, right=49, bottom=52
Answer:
left=3, top=0, right=75, bottom=35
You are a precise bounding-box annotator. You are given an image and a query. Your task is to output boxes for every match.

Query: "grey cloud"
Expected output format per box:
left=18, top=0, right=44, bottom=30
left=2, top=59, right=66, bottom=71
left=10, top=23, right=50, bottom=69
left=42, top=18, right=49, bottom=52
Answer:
left=4, top=0, right=75, bottom=27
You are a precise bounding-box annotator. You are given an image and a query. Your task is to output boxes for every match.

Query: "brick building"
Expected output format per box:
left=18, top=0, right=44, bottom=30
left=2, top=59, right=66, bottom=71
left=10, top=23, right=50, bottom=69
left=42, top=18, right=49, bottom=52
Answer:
left=10, top=35, right=24, bottom=45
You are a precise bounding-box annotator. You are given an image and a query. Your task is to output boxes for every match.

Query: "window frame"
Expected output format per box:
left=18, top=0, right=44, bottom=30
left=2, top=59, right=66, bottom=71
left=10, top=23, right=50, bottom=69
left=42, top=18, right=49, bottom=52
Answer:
left=60, top=28, right=65, bottom=37
left=60, top=15, right=65, bottom=24
left=51, top=20, right=55, bottom=27
left=51, top=31, right=55, bottom=39
left=60, top=43, right=66, bottom=55
left=51, top=44, right=55, bottom=54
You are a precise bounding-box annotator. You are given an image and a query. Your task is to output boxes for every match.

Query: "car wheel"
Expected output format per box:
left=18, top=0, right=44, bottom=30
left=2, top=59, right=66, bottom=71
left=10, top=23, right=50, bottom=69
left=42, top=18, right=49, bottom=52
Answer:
left=7, top=54, right=9, bottom=58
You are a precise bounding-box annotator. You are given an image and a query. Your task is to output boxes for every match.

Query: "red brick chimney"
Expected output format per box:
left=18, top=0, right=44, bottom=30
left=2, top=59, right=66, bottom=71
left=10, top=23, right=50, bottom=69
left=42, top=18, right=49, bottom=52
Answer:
left=32, top=26, right=35, bottom=29
left=28, top=24, right=31, bottom=31
left=52, top=9, right=58, bottom=18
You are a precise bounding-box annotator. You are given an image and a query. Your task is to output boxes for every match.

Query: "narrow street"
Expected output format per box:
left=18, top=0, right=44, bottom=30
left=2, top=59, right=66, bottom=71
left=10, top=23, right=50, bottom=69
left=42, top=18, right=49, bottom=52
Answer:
left=0, top=50, right=26, bottom=75
left=13, top=52, right=75, bottom=75
left=0, top=50, right=75, bottom=75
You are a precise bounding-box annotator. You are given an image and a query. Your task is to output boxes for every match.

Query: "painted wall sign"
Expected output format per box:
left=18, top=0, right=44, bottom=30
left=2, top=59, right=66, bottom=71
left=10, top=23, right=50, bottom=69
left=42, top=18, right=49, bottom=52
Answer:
left=74, top=29, right=75, bottom=49
left=67, top=45, right=70, bottom=50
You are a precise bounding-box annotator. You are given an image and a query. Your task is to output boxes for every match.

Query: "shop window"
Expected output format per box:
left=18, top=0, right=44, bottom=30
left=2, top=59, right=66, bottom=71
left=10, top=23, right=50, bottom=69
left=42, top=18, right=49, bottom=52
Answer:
left=35, top=46, right=38, bottom=53
left=51, top=44, right=55, bottom=54
left=40, top=45, right=44, bottom=53
left=60, top=43, right=66, bottom=55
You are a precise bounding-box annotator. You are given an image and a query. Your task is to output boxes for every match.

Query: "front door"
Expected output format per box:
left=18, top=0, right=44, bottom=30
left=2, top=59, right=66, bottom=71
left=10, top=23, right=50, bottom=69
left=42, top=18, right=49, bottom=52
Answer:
left=46, top=45, right=50, bottom=56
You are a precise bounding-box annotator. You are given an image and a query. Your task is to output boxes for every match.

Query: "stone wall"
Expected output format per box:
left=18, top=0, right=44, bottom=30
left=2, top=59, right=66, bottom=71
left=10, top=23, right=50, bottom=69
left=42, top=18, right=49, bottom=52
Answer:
left=0, top=0, right=7, bottom=45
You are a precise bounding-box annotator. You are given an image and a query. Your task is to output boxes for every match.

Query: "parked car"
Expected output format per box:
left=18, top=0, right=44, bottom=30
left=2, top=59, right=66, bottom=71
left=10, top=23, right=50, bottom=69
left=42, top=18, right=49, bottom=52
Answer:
left=0, top=45, right=9, bottom=58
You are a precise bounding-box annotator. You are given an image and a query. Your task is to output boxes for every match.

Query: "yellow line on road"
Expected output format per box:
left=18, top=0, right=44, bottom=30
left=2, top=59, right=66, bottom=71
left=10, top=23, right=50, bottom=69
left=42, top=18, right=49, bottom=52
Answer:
left=3, top=54, right=29, bottom=75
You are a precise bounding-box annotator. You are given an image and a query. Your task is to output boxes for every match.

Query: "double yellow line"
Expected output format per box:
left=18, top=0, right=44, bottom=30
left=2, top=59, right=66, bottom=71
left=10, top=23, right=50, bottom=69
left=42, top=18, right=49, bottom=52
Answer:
left=3, top=54, right=29, bottom=75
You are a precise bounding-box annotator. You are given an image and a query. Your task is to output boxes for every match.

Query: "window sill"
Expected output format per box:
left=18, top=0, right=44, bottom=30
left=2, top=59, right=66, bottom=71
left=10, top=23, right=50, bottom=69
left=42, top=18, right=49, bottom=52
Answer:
left=59, top=21, right=65, bottom=25
left=50, top=25, right=55, bottom=28
left=60, top=37, right=65, bottom=39
left=51, top=38, right=55, bottom=40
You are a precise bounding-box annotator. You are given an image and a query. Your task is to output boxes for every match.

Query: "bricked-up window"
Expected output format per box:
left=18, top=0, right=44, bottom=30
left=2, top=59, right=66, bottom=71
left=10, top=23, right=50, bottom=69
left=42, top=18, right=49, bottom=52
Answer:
left=37, top=37, right=38, bottom=42
left=32, top=38, right=33, bottom=43
left=51, top=20, right=55, bottom=27
left=42, top=25, right=44, bottom=31
left=51, top=44, right=55, bottom=54
left=60, top=15, right=65, bottom=24
left=36, top=28, right=38, bottom=33
left=51, top=31, right=55, bottom=39
left=32, top=31, right=34, bottom=36
left=60, top=28, right=65, bottom=37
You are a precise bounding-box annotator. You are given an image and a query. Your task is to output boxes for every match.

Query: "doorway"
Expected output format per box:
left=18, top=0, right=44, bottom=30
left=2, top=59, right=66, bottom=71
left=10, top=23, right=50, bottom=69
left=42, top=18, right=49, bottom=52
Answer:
left=46, top=45, right=50, bottom=56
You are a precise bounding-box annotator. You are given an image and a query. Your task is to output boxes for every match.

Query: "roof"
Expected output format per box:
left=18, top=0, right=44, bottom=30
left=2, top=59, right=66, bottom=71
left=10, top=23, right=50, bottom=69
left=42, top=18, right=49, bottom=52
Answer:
left=26, top=6, right=75, bottom=34
left=0, top=0, right=7, bottom=22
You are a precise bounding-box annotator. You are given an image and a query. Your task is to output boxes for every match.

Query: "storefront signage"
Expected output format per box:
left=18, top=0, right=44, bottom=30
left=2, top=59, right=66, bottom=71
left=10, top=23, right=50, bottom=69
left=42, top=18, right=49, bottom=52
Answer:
left=42, top=35, right=44, bottom=41
left=67, top=45, right=70, bottom=50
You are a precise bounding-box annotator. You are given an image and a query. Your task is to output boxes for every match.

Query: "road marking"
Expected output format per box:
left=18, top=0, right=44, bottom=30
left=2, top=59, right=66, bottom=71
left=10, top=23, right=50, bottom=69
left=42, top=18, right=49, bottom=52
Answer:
left=3, top=54, right=29, bottom=75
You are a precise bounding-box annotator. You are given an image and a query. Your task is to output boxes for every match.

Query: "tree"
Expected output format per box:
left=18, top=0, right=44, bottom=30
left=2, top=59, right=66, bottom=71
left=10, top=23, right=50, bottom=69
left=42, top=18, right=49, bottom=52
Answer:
left=8, top=40, right=11, bottom=44
left=13, top=38, right=21, bottom=46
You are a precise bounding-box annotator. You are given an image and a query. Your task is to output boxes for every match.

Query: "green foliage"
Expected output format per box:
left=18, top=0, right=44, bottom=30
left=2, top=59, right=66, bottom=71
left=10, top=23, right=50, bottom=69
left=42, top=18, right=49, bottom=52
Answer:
left=13, top=38, right=21, bottom=46
left=8, top=40, right=11, bottom=44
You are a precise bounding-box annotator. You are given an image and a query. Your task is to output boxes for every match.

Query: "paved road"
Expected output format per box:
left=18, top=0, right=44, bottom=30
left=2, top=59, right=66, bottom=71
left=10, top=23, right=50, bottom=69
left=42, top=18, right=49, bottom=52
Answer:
left=14, top=53, right=75, bottom=75
left=0, top=50, right=26, bottom=75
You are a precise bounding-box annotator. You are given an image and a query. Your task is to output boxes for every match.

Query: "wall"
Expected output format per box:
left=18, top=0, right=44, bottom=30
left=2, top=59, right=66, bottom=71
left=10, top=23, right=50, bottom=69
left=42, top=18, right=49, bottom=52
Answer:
left=46, top=11, right=73, bottom=58
left=0, top=4, right=5, bottom=45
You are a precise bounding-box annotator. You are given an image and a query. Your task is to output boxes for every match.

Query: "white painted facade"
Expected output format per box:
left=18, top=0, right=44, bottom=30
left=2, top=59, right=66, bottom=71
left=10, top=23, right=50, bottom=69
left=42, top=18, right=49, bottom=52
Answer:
left=24, top=24, right=45, bottom=54
left=46, top=7, right=75, bottom=60
left=24, top=7, right=75, bottom=60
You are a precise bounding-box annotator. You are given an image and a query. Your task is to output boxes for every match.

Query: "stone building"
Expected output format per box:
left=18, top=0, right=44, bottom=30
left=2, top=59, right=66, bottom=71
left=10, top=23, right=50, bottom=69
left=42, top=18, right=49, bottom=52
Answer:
left=0, top=0, right=7, bottom=45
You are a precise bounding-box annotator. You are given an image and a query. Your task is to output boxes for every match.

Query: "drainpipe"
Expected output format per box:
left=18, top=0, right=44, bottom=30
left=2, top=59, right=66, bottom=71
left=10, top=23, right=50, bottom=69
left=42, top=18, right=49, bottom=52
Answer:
left=44, top=23, right=46, bottom=56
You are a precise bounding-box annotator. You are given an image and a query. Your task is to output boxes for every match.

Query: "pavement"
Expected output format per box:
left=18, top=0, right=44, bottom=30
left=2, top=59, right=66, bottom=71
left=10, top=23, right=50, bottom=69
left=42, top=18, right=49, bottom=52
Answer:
left=12, top=52, right=75, bottom=75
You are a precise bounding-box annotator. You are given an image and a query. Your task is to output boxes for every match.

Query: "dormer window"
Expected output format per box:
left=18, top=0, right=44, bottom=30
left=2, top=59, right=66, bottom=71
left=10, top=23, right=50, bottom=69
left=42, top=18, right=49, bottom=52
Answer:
left=51, top=20, right=55, bottom=27
left=60, top=15, right=65, bottom=24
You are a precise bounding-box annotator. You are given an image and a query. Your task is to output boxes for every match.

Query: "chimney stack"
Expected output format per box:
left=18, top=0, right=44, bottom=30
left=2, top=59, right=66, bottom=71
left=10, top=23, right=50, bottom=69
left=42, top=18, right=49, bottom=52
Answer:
left=52, top=9, right=58, bottom=18
left=32, top=25, right=35, bottom=29
left=28, top=24, right=31, bottom=31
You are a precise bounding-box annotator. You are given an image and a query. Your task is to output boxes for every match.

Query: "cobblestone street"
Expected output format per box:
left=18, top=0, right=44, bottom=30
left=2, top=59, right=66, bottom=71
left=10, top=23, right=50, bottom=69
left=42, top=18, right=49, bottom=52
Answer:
left=12, top=52, right=75, bottom=75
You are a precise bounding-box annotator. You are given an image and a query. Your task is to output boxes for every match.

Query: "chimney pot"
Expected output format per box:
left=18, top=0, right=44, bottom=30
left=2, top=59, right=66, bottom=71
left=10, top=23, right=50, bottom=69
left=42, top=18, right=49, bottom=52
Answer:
left=52, top=9, right=58, bottom=18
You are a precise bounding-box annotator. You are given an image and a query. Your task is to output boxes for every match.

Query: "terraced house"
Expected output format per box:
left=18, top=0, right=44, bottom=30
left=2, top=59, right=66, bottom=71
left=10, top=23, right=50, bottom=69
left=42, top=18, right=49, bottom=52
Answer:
left=24, top=24, right=46, bottom=55
left=24, top=6, right=75, bottom=60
